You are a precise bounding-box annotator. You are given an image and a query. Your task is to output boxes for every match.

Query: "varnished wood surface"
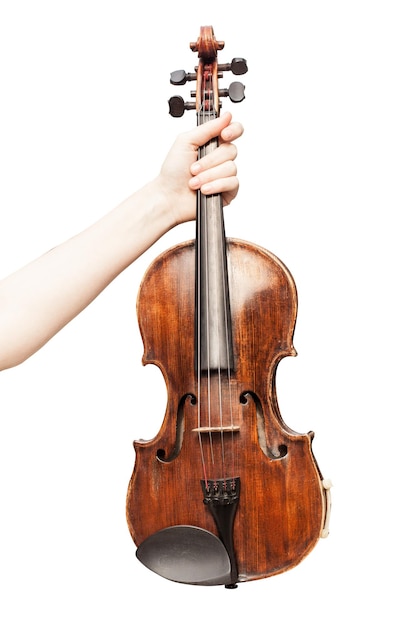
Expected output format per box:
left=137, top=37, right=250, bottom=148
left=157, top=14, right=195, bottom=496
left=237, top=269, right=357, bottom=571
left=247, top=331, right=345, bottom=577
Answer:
left=126, top=239, right=325, bottom=583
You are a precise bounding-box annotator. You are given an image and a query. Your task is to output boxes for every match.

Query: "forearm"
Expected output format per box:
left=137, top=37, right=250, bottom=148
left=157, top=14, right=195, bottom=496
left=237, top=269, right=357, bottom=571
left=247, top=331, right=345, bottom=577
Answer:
left=0, top=180, right=174, bottom=370
left=0, top=113, right=243, bottom=371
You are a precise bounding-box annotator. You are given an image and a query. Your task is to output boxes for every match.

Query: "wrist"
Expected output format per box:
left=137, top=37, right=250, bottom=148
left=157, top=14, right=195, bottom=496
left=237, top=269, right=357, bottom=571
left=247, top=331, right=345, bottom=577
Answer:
left=109, top=178, right=176, bottom=263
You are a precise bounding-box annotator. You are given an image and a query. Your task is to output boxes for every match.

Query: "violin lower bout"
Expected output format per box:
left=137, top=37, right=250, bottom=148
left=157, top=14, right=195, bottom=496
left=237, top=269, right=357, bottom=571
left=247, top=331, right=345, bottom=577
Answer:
left=126, top=390, right=325, bottom=583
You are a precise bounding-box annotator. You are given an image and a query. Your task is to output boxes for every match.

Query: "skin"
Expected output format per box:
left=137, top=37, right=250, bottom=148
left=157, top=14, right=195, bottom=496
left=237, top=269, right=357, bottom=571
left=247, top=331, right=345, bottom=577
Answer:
left=0, top=112, right=243, bottom=371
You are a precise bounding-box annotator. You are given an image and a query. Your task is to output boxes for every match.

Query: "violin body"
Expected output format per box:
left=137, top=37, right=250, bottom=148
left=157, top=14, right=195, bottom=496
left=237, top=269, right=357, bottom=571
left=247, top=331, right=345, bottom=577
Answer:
left=126, top=26, right=330, bottom=587
left=126, top=239, right=325, bottom=584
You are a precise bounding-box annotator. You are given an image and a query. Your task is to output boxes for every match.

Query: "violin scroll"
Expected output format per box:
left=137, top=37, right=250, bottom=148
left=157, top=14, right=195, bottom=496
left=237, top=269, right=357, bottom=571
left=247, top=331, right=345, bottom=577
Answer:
left=168, top=26, right=247, bottom=117
left=190, top=25, right=224, bottom=58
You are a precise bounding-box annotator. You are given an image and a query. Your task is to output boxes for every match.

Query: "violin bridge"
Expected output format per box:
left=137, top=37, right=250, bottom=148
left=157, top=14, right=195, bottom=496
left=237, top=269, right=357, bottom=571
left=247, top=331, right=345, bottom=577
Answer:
left=192, top=425, right=240, bottom=433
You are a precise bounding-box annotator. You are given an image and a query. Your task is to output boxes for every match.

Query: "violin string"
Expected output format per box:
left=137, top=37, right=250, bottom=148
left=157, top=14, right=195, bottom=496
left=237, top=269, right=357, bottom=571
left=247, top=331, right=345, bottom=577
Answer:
left=209, top=65, right=234, bottom=482
left=196, top=152, right=208, bottom=487
left=202, top=70, right=215, bottom=467
left=221, top=242, right=235, bottom=482
left=210, top=68, right=228, bottom=482
left=212, top=66, right=235, bottom=482
left=197, top=81, right=215, bottom=483
left=205, top=67, right=225, bottom=477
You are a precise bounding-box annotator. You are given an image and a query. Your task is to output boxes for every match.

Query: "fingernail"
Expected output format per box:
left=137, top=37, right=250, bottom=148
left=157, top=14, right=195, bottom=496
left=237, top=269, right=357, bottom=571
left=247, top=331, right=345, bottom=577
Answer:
left=189, top=176, right=200, bottom=189
left=190, top=162, right=201, bottom=174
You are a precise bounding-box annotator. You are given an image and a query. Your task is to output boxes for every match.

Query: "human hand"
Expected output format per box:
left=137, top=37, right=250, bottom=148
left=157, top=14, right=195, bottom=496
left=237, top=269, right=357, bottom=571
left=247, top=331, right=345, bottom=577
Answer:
left=158, top=112, right=244, bottom=225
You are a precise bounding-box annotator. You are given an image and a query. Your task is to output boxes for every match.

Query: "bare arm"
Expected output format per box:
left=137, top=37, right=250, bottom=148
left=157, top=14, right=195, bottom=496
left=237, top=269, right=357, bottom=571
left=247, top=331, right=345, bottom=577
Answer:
left=0, top=112, right=243, bottom=370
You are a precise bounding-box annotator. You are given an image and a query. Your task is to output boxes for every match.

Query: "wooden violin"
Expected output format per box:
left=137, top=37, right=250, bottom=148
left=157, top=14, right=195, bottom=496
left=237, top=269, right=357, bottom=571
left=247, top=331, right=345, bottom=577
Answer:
left=126, top=26, right=331, bottom=588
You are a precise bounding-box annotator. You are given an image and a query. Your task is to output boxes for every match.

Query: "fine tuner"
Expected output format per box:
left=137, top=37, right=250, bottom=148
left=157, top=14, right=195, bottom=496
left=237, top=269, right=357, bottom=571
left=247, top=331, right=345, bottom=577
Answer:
left=169, top=57, right=248, bottom=117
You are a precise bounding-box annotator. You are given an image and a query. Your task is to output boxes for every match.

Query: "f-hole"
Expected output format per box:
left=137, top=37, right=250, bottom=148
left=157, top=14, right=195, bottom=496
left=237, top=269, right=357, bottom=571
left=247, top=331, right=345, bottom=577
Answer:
left=156, top=394, right=195, bottom=462
left=241, top=391, right=288, bottom=459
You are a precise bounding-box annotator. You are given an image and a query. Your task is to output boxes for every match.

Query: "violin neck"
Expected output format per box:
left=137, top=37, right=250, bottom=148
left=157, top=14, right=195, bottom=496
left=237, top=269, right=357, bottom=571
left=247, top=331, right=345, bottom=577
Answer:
left=196, top=128, right=234, bottom=373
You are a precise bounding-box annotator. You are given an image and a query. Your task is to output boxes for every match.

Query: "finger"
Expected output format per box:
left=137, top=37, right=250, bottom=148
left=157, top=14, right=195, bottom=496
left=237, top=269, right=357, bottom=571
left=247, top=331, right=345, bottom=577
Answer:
left=189, top=160, right=237, bottom=191
left=219, top=120, right=244, bottom=144
left=191, top=142, right=237, bottom=175
left=201, top=176, right=240, bottom=206
left=185, top=112, right=233, bottom=149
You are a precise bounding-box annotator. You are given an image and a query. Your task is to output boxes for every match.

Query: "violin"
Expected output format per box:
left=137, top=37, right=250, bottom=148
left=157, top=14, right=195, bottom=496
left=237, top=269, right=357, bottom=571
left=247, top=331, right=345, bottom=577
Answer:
left=126, top=26, right=331, bottom=588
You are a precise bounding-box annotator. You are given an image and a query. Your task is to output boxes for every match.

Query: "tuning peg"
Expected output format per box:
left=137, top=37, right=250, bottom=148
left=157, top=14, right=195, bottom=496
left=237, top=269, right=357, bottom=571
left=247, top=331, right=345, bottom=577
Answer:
left=231, top=58, right=248, bottom=75
left=218, top=81, right=246, bottom=104
left=170, top=70, right=197, bottom=85
left=168, top=95, right=196, bottom=117
left=217, top=58, right=248, bottom=76
left=228, top=81, right=245, bottom=102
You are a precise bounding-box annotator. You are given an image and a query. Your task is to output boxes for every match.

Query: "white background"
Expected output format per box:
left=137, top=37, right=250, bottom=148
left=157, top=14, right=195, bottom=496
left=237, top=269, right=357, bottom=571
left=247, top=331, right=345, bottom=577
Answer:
left=1, top=1, right=416, bottom=624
